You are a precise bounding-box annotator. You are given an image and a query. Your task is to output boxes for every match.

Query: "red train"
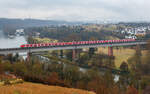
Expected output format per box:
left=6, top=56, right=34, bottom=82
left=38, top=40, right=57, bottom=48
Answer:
left=20, top=39, right=136, bottom=48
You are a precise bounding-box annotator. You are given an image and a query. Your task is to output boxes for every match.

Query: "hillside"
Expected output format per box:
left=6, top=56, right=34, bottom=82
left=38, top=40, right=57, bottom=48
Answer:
left=0, top=82, right=95, bottom=94
left=0, top=18, right=83, bottom=29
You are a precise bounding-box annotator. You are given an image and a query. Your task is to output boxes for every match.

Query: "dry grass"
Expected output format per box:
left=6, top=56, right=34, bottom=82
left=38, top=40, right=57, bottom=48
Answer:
left=0, top=82, right=95, bottom=94
left=97, top=47, right=146, bottom=68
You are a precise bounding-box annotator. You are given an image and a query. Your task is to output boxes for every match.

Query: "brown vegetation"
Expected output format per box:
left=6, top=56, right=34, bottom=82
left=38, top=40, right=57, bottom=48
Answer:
left=0, top=82, right=95, bottom=94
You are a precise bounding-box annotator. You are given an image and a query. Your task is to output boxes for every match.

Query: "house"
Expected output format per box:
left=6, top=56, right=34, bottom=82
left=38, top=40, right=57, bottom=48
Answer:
left=15, top=29, right=25, bottom=36
left=125, top=35, right=137, bottom=39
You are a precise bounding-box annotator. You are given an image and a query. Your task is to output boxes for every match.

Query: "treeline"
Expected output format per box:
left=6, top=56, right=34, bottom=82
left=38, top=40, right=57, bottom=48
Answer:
left=0, top=55, right=120, bottom=94
left=0, top=54, right=145, bottom=94
left=25, top=26, right=125, bottom=42
left=64, top=49, right=115, bottom=69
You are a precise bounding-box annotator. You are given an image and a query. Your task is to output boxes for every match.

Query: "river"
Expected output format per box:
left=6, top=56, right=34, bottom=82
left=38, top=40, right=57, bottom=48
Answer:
left=0, top=30, right=27, bottom=48
left=0, top=30, right=27, bottom=59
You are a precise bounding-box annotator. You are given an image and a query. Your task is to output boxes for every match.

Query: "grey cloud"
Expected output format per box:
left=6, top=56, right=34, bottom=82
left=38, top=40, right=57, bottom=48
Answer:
left=0, top=0, right=150, bottom=21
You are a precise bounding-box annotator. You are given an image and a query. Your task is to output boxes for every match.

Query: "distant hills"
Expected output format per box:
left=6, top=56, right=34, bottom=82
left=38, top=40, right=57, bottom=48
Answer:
left=1, top=18, right=150, bottom=29
left=0, top=18, right=84, bottom=29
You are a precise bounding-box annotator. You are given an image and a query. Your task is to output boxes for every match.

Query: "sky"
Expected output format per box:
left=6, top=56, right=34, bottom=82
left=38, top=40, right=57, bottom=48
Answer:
left=0, top=0, right=150, bottom=22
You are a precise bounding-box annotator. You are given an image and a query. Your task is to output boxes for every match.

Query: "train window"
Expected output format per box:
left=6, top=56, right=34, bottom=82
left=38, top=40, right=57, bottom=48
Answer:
left=85, top=41, right=88, bottom=44
left=65, top=42, right=69, bottom=45
left=46, top=43, right=49, bottom=46
left=30, top=44, right=33, bottom=47
left=44, top=44, right=47, bottom=46
left=38, top=44, right=41, bottom=47
left=52, top=43, right=55, bottom=46
left=61, top=43, right=64, bottom=45
left=93, top=41, right=96, bottom=44
left=91, top=41, right=93, bottom=44
left=90, top=41, right=93, bottom=44
left=33, top=44, right=36, bottom=47
left=108, top=40, right=111, bottom=42
left=74, top=42, right=77, bottom=45
left=28, top=44, right=31, bottom=47
left=72, top=42, right=74, bottom=45
left=51, top=43, right=54, bottom=46
left=69, top=42, right=72, bottom=45
left=88, top=41, right=91, bottom=44
left=26, top=44, right=29, bottom=47
left=82, top=41, right=85, bottom=44
left=78, top=42, right=81, bottom=44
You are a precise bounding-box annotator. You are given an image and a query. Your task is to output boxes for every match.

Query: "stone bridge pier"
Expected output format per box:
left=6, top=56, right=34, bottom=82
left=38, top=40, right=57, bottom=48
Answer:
left=27, top=52, right=32, bottom=61
left=59, top=50, right=64, bottom=58
left=72, top=49, right=82, bottom=61
left=89, top=48, right=97, bottom=58
left=108, top=47, right=113, bottom=56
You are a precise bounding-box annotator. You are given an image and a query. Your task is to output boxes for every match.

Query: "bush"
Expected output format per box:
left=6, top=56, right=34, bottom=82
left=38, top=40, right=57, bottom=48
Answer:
left=10, top=79, right=24, bottom=84
left=4, top=80, right=11, bottom=85
left=0, top=81, right=4, bottom=86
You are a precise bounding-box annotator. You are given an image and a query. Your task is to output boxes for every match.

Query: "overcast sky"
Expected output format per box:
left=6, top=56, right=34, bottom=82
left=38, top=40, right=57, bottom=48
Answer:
left=0, top=0, right=150, bottom=22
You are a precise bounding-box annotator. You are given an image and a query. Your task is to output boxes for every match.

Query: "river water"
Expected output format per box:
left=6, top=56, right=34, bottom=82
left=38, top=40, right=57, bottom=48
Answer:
left=0, top=30, right=27, bottom=59
left=0, top=30, right=27, bottom=48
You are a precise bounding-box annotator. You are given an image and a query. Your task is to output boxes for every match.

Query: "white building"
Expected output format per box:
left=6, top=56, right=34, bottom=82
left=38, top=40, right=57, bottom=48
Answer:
left=125, top=35, right=137, bottom=39
left=15, top=29, right=25, bottom=36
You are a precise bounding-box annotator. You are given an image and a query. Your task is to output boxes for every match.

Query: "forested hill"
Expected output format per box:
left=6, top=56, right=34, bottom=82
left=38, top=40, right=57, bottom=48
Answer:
left=0, top=18, right=83, bottom=29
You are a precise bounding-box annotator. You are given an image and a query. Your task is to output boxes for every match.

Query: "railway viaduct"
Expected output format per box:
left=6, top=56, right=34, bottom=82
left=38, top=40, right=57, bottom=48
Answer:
left=0, top=40, right=147, bottom=60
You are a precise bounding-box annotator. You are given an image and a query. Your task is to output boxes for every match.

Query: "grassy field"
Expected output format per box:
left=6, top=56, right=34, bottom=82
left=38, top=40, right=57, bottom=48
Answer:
left=0, top=82, right=95, bottom=94
left=34, top=38, right=58, bottom=43
left=97, top=47, right=147, bottom=68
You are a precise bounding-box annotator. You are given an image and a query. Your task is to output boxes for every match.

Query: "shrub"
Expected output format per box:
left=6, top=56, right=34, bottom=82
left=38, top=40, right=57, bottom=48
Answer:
left=10, top=79, right=24, bottom=84
left=4, top=80, right=11, bottom=85
left=0, top=81, right=4, bottom=86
